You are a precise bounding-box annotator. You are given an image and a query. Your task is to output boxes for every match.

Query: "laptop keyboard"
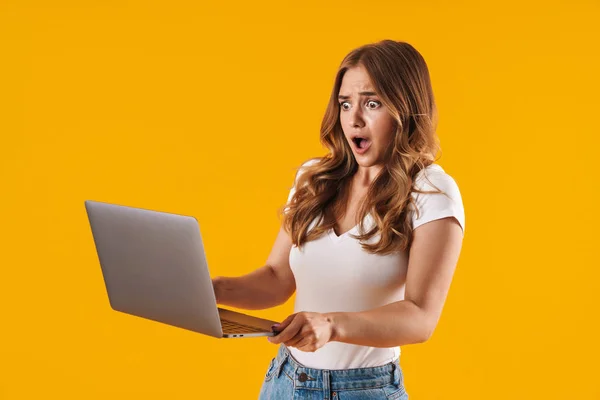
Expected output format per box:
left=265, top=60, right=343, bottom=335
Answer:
left=221, top=319, right=267, bottom=334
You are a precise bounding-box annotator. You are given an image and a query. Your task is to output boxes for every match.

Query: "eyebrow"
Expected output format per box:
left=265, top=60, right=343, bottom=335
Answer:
left=337, top=91, right=378, bottom=100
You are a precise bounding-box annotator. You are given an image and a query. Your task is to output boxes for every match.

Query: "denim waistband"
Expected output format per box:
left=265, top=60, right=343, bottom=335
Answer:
left=271, top=344, right=401, bottom=391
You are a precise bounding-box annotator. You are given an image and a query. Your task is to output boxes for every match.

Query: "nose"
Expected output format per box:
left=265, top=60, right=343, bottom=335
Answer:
left=349, top=106, right=365, bottom=129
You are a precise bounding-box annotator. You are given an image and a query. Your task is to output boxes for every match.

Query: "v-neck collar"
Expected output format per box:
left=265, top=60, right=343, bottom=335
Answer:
left=328, top=213, right=375, bottom=243
left=328, top=224, right=359, bottom=242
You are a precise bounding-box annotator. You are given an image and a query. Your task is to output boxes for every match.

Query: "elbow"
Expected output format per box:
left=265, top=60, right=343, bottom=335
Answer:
left=399, top=301, right=438, bottom=345
left=399, top=327, right=431, bottom=346
left=416, top=311, right=438, bottom=344
left=418, top=326, right=435, bottom=343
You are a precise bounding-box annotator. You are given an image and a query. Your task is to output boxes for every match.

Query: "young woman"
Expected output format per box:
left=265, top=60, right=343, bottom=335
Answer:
left=212, top=39, right=465, bottom=400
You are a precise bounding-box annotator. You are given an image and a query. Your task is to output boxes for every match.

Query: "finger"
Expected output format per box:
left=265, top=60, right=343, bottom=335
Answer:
left=272, top=313, right=296, bottom=332
left=284, top=330, right=307, bottom=348
left=293, top=336, right=315, bottom=351
left=270, top=315, right=303, bottom=344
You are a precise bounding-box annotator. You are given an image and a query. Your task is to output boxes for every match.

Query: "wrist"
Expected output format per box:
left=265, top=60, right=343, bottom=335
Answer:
left=325, top=312, right=343, bottom=343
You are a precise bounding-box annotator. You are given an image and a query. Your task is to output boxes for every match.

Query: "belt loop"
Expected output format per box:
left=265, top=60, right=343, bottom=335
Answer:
left=323, top=370, right=330, bottom=400
left=275, top=350, right=288, bottom=379
left=391, top=360, right=398, bottom=386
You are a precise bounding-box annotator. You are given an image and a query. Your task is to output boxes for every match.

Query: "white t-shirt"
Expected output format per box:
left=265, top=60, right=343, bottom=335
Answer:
left=285, top=159, right=465, bottom=369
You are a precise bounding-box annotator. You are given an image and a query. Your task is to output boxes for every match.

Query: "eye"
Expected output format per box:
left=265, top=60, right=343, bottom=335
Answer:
left=339, top=100, right=381, bottom=111
left=367, top=100, right=381, bottom=109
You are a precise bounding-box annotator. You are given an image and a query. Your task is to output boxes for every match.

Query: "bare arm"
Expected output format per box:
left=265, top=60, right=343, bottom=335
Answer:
left=212, top=227, right=296, bottom=310
left=326, top=217, right=464, bottom=346
left=268, top=216, right=464, bottom=350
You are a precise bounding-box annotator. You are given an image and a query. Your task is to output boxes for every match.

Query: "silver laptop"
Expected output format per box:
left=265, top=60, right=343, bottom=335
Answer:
left=84, top=200, right=278, bottom=338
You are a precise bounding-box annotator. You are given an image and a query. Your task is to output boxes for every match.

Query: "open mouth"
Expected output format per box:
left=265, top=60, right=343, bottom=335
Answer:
left=352, top=136, right=371, bottom=150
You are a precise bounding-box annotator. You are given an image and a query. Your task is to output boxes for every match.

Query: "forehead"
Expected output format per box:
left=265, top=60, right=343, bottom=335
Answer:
left=339, top=65, right=375, bottom=93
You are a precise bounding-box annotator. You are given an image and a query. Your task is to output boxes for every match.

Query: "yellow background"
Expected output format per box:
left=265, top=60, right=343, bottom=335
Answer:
left=1, top=1, right=599, bottom=399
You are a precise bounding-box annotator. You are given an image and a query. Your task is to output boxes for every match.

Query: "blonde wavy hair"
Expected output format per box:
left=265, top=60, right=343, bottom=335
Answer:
left=280, top=39, right=445, bottom=255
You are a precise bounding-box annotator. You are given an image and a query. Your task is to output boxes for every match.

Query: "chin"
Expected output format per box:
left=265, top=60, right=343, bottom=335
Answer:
left=354, top=155, right=378, bottom=167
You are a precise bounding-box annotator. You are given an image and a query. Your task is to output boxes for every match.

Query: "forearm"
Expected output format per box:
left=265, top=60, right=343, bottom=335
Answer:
left=213, top=265, right=292, bottom=310
left=325, top=300, right=433, bottom=348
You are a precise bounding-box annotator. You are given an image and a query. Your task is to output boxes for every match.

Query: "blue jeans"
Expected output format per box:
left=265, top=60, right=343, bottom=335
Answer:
left=258, top=345, right=408, bottom=399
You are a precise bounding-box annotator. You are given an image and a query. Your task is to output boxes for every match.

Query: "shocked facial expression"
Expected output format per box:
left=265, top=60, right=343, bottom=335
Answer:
left=338, top=65, right=397, bottom=167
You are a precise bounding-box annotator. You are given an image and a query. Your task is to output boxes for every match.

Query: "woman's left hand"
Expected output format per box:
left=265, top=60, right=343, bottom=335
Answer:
left=267, top=312, right=335, bottom=352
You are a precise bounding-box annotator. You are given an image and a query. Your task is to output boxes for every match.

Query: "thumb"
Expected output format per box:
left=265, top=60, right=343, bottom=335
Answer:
left=273, top=313, right=297, bottom=332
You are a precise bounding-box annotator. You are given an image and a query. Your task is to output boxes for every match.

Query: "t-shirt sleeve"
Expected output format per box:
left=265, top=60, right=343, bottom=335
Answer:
left=410, top=167, right=465, bottom=235
left=286, top=159, right=320, bottom=203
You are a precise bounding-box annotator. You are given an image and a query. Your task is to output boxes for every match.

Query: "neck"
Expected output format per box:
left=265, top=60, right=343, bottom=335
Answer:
left=353, top=165, right=384, bottom=188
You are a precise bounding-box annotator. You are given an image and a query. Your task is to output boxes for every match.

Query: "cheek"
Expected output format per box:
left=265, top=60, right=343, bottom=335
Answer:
left=340, top=117, right=349, bottom=133
left=372, top=118, right=396, bottom=145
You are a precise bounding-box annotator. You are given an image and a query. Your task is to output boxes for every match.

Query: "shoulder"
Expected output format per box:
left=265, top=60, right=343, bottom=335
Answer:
left=413, top=163, right=461, bottom=195
left=411, top=163, right=465, bottom=233
left=286, top=158, right=323, bottom=201
left=293, top=157, right=322, bottom=181
left=298, top=157, right=321, bottom=171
